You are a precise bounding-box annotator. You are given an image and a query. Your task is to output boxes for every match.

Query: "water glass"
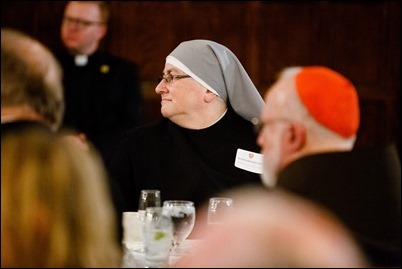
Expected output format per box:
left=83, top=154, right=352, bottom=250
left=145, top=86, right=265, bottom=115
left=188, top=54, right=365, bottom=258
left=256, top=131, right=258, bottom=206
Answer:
left=162, top=200, right=195, bottom=255
left=122, top=211, right=143, bottom=244
left=138, top=189, right=161, bottom=221
left=207, top=197, right=233, bottom=228
left=136, top=189, right=161, bottom=253
left=143, top=207, right=173, bottom=268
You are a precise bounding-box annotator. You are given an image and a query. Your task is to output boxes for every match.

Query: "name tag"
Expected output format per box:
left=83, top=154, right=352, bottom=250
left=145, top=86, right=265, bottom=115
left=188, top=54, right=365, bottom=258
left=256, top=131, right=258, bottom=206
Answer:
left=234, top=148, right=262, bottom=174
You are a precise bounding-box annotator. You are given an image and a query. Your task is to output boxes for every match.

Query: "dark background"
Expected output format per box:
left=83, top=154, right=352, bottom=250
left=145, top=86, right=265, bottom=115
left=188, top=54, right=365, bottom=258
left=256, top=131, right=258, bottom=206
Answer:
left=2, top=1, right=400, bottom=156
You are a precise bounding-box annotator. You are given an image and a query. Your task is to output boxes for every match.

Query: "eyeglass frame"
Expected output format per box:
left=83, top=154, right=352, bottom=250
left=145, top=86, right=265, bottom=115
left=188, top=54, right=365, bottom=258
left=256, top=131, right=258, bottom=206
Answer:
left=62, top=16, right=104, bottom=29
left=252, top=117, right=292, bottom=134
left=157, top=73, right=191, bottom=84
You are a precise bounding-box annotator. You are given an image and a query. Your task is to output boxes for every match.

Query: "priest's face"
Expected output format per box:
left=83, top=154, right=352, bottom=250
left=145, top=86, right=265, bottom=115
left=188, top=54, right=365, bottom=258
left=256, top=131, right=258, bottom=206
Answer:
left=61, top=1, right=107, bottom=55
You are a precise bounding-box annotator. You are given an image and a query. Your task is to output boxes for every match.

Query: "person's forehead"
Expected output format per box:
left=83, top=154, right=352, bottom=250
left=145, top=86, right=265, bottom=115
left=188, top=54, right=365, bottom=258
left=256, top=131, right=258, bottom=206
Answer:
left=163, top=63, right=185, bottom=74
left=65, top=2, right=101, bottom=20
left=267, top=77, right=293, bottom=101
left=262, top=79, right=292, bottom=117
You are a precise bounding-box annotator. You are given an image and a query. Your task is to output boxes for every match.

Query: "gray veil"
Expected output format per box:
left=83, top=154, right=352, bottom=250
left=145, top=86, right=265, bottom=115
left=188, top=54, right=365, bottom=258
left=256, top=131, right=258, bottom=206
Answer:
left=166, top=39, right=263, bottom=122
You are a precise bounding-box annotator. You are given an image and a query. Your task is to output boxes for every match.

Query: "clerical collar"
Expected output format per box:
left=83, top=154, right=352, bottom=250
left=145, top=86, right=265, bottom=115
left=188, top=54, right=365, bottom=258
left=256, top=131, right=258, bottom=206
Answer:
left=75, top=54, right=88, bottom=66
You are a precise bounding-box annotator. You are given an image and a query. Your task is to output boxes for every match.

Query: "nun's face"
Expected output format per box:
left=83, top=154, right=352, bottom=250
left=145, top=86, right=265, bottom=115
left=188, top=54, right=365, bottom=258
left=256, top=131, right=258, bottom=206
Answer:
left=155, top=64, right=208, bottom=122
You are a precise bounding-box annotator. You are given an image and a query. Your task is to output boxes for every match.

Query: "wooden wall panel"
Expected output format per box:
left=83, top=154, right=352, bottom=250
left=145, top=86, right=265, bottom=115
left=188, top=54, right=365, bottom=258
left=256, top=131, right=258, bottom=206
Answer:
left=324, top=3, right=383, bottom=88
left=108, top=2, right=180, bottom=79
left=1, top=1, right=37, bottom=36
left=259, top=2, right=320, bottom=88
left=1, top=1, right=400, bottom=154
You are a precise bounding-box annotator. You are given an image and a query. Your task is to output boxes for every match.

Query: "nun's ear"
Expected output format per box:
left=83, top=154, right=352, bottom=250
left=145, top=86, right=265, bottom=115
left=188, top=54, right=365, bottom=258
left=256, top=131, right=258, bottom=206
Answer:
left=204, top=90, right=219, bottom=103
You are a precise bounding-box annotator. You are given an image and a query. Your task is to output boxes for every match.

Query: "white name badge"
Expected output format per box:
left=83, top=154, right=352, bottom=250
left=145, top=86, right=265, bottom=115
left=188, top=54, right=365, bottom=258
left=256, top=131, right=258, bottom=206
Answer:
left=234, top=148, right=263, bottom=174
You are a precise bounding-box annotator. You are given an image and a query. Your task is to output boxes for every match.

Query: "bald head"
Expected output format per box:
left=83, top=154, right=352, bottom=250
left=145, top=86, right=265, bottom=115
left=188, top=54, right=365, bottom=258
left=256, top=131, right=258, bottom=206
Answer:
left=1, top=28, right=64, bottom=131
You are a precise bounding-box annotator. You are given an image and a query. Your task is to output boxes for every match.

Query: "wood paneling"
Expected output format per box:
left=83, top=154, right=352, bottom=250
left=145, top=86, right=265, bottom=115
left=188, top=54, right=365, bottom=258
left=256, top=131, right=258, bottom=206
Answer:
left=2, top=1, right=400, bottom=154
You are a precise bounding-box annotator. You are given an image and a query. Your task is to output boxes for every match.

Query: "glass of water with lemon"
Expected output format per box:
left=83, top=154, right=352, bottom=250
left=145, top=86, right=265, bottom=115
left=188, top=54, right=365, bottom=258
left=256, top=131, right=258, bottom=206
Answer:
left=143, top=207, right=173, bottom=268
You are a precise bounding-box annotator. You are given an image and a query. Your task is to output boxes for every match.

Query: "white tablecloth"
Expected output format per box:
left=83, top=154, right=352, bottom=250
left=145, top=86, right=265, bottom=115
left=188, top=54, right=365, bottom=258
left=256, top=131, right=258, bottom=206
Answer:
left=121, top=240, right=201, bottom=268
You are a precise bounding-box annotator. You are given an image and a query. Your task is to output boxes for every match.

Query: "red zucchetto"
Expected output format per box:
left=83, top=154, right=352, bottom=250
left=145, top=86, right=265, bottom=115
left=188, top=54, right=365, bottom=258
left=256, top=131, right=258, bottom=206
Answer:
left=295, top=66, right=360, bottom=138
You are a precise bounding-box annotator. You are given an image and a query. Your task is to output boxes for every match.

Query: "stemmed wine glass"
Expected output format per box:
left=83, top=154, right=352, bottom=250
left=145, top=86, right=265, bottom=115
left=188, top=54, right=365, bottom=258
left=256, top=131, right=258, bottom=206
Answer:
left=162, top=200, right=195, bottom=255
left=136, top=189, right=161, bottom=252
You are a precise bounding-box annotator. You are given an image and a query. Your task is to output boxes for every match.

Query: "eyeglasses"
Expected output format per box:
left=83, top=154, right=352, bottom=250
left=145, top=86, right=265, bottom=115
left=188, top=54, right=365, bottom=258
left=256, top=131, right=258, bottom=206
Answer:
left=252, top=117, right=291, bottom=134
left=157, top=74, right=191, bottom=84
left=63, top=16, right=103, bottom=29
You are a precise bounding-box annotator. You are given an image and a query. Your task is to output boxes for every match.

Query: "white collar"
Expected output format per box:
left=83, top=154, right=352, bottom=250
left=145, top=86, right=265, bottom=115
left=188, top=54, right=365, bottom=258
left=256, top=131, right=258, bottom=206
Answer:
left=75, top=55, right=88, bottom=66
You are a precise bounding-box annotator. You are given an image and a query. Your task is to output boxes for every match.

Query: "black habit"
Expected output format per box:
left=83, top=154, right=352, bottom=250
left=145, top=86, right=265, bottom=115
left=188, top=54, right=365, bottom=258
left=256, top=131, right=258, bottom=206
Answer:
left=110, top=107, right=262, bottom=213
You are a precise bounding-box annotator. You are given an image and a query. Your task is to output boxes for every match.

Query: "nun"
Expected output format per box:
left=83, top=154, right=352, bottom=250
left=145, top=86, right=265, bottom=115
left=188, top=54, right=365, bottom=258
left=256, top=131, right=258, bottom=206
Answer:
left=110, top=40, right=264, bottom=234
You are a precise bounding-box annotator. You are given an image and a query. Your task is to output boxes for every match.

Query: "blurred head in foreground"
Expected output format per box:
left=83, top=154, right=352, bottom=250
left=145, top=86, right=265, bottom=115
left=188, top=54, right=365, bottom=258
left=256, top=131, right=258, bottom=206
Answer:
left=174, top=186, right=368, bottom=268
left=1, top=128, right=121, bottom=267
left=1, top=28, right=64, bottom=132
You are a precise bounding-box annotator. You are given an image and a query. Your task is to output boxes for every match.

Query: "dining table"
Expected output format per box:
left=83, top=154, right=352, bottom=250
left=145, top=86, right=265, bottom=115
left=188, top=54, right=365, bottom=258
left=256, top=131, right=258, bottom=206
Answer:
left=121, top=239, right=201, bottom=268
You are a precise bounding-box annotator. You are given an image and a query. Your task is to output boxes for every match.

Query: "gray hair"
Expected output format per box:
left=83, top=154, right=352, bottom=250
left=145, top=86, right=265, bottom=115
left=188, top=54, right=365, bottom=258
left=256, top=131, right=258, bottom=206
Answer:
left=1, top=28, right=64, bottom=131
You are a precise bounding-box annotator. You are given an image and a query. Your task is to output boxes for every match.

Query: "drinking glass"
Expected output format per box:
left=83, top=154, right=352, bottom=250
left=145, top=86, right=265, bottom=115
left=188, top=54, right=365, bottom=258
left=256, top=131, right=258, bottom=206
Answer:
left=138, top=189, right=161, bottom=221
left=136, top=189, right=161, bottom=252
left=122, top=211, right=143, bottom=244
left=207, top=197, right=234, bottom=229
left=143, top=207, right=173, bottom=268
left=162, top=200, right=195, bottom=255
